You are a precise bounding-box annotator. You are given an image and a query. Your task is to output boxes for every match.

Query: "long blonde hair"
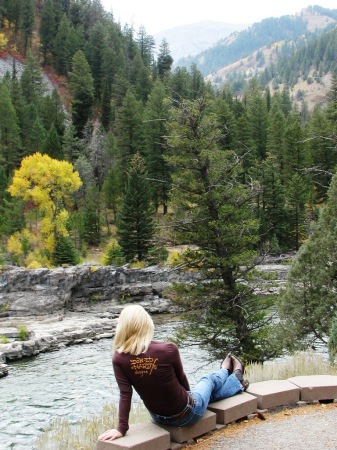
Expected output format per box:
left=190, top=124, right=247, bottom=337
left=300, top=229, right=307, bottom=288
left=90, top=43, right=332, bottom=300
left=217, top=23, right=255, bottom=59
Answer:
left=113, top=305, right=154, bottom=355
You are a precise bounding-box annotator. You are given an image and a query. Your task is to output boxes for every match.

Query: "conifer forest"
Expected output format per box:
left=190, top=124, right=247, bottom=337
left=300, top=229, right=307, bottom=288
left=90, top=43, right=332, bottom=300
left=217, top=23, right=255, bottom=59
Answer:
left=0, top=0, right=337, bottom=361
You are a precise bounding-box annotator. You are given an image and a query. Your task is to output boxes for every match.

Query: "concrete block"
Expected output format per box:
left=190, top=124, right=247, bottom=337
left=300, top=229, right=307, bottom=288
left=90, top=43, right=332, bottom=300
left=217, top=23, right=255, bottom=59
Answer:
left=207, top=392, right=258, bottom=424
left=96, top=423, right=170, bottom=450
left=288, top=375, right=337, bottom=402
left=157, top=410, right=217, bottom=444
left=247, top=379, right=300, bottom=409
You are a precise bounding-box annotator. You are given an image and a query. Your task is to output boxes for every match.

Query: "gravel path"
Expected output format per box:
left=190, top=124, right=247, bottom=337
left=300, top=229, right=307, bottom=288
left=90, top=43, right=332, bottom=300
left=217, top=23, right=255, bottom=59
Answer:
left=189, top=403, right=337, bottom=450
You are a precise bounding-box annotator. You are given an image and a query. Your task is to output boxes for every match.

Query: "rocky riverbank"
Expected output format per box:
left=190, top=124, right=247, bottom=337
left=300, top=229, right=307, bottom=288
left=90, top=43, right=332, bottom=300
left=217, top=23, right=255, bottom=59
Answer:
left=0, top=262, right=289, bottom=377
left=0, top=295, right=184, bottom=378
left=0, top=263, right=198, bottom=377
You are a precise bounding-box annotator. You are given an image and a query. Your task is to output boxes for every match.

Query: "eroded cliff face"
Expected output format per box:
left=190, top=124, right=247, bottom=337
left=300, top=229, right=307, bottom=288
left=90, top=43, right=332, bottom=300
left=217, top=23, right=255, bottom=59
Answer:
left=0, top=264, right=201, bottom=317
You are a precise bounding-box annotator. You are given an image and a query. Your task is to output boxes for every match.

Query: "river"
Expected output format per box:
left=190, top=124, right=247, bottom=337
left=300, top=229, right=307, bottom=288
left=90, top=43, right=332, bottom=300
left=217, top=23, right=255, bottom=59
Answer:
left=0, top=316, right=219, bottom=450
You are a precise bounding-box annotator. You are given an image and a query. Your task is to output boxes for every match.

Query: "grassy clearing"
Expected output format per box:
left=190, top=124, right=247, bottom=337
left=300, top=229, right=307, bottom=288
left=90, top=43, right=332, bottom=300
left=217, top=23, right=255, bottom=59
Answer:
left=35, top=351, right=337, bottom=449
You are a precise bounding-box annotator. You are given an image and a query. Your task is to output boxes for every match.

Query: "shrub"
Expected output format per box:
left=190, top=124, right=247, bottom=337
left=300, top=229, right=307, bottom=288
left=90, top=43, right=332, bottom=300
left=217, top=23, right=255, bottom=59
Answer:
left=0, top=335, right=8, bottom=344
left=53, top=236, right=80, bottom=266
left=17, top=325, right=29, bottom=341
left=101, top=240, right=125, bottom=266
left=147, top=245, right=169, bottom=265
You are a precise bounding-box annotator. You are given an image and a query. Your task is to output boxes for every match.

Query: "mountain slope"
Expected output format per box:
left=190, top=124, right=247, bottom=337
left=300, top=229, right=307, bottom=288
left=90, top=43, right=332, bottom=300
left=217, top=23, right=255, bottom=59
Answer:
left=154, top=20, right=249, bottom=62
left=178, top=6, right=337, bottom=77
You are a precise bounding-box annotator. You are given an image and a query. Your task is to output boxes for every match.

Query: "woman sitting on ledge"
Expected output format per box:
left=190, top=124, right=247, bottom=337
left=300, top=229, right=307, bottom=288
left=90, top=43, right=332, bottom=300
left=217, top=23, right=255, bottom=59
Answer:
left=98, top=304, right=248, bottom=442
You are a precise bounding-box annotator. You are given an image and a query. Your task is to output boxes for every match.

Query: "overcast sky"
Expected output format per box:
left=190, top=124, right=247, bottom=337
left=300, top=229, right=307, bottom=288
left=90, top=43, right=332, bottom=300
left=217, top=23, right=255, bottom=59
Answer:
left=101, top=1, right=337, bottom=34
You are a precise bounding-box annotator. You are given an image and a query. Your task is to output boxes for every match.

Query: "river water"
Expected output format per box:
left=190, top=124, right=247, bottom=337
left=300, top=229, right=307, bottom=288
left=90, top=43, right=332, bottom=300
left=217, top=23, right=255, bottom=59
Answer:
left=0, top=316, right=219, bottom=450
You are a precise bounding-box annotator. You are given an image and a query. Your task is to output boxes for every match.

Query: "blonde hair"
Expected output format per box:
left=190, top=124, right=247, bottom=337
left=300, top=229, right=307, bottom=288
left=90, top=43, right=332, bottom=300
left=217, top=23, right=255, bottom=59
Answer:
left=113, top=305, right=154, bottom=355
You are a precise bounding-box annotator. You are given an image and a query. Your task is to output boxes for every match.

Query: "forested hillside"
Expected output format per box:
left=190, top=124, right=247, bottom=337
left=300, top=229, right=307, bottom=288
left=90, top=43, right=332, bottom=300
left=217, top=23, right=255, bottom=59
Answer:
left=182, top=5, right=337, bottom=103
left=1, top=0, right=337, bottom=359
left=179, top=6, right=337, bottom=75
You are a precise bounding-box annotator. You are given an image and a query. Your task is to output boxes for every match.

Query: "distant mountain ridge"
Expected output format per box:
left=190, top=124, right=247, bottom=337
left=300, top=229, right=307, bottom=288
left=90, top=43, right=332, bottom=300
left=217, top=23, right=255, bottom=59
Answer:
left=153, top=5, right=337, bottom=111
left=154, top=20, right=249, bottom=62
left=177, top=6, right=337, bottom=77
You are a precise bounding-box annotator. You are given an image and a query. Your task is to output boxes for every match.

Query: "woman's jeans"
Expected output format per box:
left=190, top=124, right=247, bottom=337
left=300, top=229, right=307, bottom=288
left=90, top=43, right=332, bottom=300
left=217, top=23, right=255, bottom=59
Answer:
left=150, top=369, right=243, bottom=427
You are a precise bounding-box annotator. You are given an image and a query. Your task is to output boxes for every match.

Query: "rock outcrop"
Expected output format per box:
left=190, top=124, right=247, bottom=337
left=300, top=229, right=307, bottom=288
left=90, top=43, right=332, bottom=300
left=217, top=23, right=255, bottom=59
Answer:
left=0, top=264, right=200, bottom=317
left=0, top=264, right=201, bottom=370
left=0, top=262, right=289, bottom=373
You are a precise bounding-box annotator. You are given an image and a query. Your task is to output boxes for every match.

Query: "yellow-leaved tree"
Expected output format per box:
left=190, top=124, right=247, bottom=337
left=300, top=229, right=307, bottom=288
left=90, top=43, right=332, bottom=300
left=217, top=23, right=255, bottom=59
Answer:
left=7, top=152, right=82, bottom=267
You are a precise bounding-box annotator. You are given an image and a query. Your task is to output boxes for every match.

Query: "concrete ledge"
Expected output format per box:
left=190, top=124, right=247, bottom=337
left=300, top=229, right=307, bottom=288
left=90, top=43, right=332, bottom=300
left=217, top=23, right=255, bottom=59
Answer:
left=207, top=392, right=258, bottom=424
left=96, top=423, right=170, bottom=450
left=247, top=379, right=300, bottom=409
left=157, top=410, right=217, bottom=444
left=288, top=375, right=337, bottom=401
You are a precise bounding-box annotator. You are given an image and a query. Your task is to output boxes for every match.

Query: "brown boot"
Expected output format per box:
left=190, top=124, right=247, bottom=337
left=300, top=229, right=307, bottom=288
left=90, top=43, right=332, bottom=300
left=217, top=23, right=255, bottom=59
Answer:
left=231, top=355, right=244, bottom=374
left=221, top=353, right=233, bottom=373
left=231, top=355, right=249, bottom=391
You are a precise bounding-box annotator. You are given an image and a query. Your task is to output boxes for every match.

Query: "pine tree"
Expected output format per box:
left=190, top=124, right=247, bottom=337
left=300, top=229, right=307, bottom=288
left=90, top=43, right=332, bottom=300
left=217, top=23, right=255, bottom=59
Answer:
left=21, top=0, right=35, bottom=55
left=283, top=112, right=307, bottom=183
left=68, top=50, right=94, bottom=137
left=81, top=185, right=101, bottom=245
left=53, top=236, right=80, bottom=266
left=102, top=166, right=119, bottom=223
left=286, top=173, right=309, bottom=250
left=0, top=82, right=22, bottom=176
left=86, top=20, right=107, bottom=99
left=54, top=13, right=71, bottom=75
left=246, top=79, right=268, bottom=159
left=114, top=88, right=144, bottom=188
left=157, top=39, right=173, bottom=80
left=43, top=124, right=63, bottom=160
left=62, top=123, right=81, bottom=162
left=165, top=96, right=276, bottom=362
left=143, top=80, right=171, bottom=213
left=20, top=51, right=46, bottom=105
left=117, top=153, right=156, bottom=262
left=256, top=156, right=289, bottom=251
left=277, top=171, right=337, bottom=350
left=307, top=105, right=335, bottom=200
left=40, top=0, right=56, bottom=64
left=266, top=103, right=286, bottom=180
left=326, top=71, right=337, bottom=124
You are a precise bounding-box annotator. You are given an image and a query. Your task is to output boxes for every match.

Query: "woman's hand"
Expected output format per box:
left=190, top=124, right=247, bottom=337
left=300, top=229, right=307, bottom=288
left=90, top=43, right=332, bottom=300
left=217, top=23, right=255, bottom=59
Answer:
left=98, top=429, right=123, bottom=441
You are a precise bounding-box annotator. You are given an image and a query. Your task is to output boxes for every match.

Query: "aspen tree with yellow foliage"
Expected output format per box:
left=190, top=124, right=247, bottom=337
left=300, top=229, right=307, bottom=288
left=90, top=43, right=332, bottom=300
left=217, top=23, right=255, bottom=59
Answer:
left=7, top=152, right=82, bottom=268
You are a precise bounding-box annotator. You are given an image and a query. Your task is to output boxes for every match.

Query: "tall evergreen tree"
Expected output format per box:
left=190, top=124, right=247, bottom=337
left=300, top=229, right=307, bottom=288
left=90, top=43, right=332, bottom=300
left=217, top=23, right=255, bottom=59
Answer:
left=54, top=13, right=71, bottom=75
left=86, top=20, right=107, bottom=99
left=286, top=173, right=309, bottom=250
left=256, top=156, right=289, bottom=251
left=165, top=96, right=276, bottom=362
left=117, top=153, right=156, bottom=262
left=20, top=51, right=46, bottom=105
left=0, top=83, right=22, bottom=176
left=266, top=103, right=286, bottom=179
left=283, top=111, right=306, bottom=182
left=246, top=80, right=268, bottom=159
left=68, top=50, right=94, bottom=137
left=157, top=39, right=173, bottom=80
left=307, top=105, right=336, bottom=200
left=40, top=0, right=57, bottom=64
left=143, top=80, right=171, bottom=213
left=42, top=124, right=63, bottom=160
left=21, top=0, right=35, bottom=55
left=325, top=71, right=337, bottom=124
left=136, top=25, right=155, bottom=70
left=277, top=171, right=337, bottom=350
left=114, top=88, right=144, bottom=188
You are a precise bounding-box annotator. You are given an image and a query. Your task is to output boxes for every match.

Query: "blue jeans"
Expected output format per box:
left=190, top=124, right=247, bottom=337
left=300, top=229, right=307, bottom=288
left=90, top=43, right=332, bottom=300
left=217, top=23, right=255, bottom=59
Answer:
left=150, top=369, right=243, bottom=427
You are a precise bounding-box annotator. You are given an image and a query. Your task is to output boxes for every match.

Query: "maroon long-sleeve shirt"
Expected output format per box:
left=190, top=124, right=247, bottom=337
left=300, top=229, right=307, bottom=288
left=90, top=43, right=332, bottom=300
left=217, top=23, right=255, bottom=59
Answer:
left=113, top=341, right=190, bottom=435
